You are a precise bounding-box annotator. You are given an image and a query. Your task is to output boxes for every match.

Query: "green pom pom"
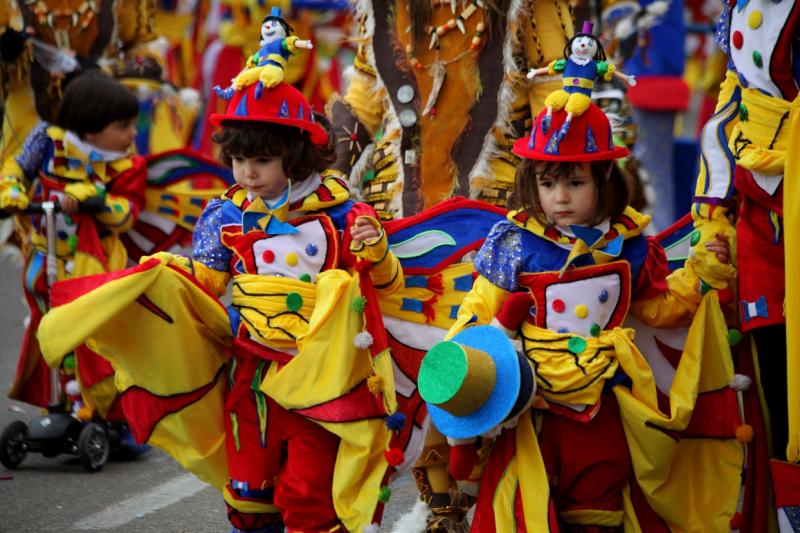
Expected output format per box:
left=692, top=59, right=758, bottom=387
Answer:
left=63, top=353, right=76, bottom=371
left=589, top=323, right=601, bottom=337
left=727, top=328, right=743, bottom=346
left=378, top=485, right=391, bottom=503
left=690, top=230, right=700, bottom=246
left=351, top=296, right=367, bottom=313
left=567, top=336, right=587, bottom=354
left=67, top=234, right=78, bottom=253
left=285, top=292, right=303, bottom=312
left=299, top=273, right=312, bottom=283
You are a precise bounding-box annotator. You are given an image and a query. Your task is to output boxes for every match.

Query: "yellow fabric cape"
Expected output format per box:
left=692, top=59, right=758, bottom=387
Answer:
left=260, top=269, right=396, bottom=532
left=38, top=261, right=231, bottom=489
left=613, top=292, right=742, bottom=532
left=37, top=261, right=395, bottom=531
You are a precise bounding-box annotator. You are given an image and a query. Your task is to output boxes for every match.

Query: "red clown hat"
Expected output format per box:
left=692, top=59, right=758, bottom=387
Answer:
left=210, top=82, right=328, bottom=147
left=513, top=103, right=628, bottom=162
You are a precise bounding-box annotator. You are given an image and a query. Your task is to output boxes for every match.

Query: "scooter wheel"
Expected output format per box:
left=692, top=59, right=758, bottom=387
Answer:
left=77, top=423, right=109, bottom=472
left=0, top=420, right=28, bottom=469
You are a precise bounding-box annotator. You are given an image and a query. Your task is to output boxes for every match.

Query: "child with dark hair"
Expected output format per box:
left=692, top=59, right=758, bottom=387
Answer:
left=418, top=103, right=738, bottom=531
left=148, top=80, right=402, bottom=532
left=0, top=70, right=145, bottom=419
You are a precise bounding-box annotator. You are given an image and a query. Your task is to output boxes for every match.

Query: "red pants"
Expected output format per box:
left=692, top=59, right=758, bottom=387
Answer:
left=224, top=350, right=341, bottom=532
left=538, top=394, right=632, bottom=530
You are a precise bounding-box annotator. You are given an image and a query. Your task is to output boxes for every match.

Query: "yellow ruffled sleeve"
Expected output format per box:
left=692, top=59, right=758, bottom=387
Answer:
left=445, top=275, right=510, bottom=340
left=349, top=216, right=403, bottom=294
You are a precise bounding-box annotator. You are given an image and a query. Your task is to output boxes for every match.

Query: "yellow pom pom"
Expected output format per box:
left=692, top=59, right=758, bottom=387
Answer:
left=367, top=374, right=385, bottom=394
left=735, top=424, right=754, bottom=443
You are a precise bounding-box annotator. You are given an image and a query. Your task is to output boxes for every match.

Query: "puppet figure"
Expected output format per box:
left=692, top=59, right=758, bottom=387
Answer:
left=528, top=21, right=636, bottom=130
left=216, top=7, right=313, bottom=98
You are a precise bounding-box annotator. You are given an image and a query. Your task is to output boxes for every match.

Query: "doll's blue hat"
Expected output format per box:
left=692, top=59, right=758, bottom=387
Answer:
left=419, top=325, right=522, bottom=439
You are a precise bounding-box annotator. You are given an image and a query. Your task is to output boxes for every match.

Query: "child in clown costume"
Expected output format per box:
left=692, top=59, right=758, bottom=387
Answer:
left=1, top=71, right=145, bottom=421
left=146, top=80, right=403, bottom=532
left=418, top=103, right=742, bottom=531
left=689, top=1, right=800, bottom=529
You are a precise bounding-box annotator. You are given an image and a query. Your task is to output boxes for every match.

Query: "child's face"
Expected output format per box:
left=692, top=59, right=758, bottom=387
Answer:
left=536, top=162, right=599, bottom=227
left=232, top=155, right=288, bottom=199
left=84, top=118, right=136, bottom=153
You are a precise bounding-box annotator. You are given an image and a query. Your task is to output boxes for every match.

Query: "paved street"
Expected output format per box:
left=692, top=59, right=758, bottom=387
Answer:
left=0, top=256, right=418, bottom=532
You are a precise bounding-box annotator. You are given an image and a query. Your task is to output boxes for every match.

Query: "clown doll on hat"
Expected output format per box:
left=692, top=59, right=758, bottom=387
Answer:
left=215, top=7, right=314, bottom=97
left=417, top=103, right=745, bottom=531
left=36, top=59, right=405, bottom=533
left=528, top=22, right=636, bottom=130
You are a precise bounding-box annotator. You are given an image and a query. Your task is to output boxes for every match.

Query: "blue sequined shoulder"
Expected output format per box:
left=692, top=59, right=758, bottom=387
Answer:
left=16, top=122, right=53, bottom=179
left=474, top=220, right=522, bottom=292
left=192, top=198, right=232, bottom=272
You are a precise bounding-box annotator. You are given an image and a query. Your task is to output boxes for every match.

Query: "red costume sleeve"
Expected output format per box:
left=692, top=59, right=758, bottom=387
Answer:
left=632, top=237, right=670, bottom=301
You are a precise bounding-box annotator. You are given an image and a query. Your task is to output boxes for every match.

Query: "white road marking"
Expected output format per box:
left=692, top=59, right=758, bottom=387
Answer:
left=72, top=473, right=209, bottom=530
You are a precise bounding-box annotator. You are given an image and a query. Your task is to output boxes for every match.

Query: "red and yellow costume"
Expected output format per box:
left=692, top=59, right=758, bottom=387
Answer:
left=691, top=1, right=800, bottom=528
left=37, top=81, right=403, bottom=533
left=423, top=105, right=743, bottom=531
left=1, top=123, right=146, bottom=418
left=189, top=173, right=402, bottom=531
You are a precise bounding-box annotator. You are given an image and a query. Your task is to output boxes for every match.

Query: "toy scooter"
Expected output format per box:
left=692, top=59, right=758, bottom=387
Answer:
left=0, top=198, right=123, bottom=472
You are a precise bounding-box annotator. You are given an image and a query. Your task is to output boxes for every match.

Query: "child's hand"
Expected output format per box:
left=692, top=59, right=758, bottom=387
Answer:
left=705, top=233, right=730, bottom=264
left=60, top=195, right=79, bottom=215
left=350, top=216, right=380, bottom=245
left=0, top=177, right=29, bottom=210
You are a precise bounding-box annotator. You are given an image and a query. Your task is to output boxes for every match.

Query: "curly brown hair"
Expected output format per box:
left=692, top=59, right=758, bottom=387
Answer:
left=510, top=159, right=630, bottom=226
left=212, top=116, right=335, bottom=182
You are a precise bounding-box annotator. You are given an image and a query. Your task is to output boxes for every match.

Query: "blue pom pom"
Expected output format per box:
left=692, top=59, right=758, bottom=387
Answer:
left=385, top=412, right=406, bottom=431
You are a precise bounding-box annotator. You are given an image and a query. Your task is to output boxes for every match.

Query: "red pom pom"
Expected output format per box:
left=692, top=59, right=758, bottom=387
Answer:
left=729, top=511, right=743, bottom=529
left=384, top=448, right=405, bottom=466
left=717, top=287, right=734, bottom=305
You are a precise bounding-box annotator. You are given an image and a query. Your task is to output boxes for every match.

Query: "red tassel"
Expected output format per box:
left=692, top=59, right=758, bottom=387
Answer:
left=422, top=295, right=439, bottom=324
left=384, top=447, right=405, bottom=466
left=426, top=273, right=444, bottom=295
